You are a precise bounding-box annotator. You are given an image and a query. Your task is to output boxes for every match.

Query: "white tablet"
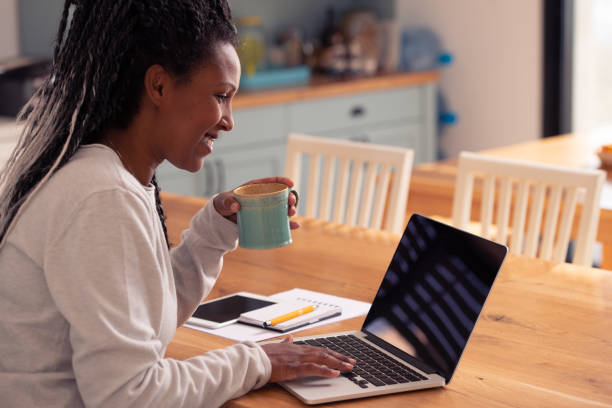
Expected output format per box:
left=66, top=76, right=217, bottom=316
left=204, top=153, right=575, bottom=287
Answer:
left=187, top=292, right=277, bottom=329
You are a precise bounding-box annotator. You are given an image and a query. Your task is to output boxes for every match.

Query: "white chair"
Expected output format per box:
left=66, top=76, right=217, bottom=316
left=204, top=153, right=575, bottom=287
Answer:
left=284, top=133, right=414, bottom=234
left=452, top=151, right=605, bottom=266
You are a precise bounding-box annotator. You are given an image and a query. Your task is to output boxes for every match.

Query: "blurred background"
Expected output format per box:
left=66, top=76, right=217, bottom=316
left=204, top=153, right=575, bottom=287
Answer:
left=0, top=0, right=610, bottom=158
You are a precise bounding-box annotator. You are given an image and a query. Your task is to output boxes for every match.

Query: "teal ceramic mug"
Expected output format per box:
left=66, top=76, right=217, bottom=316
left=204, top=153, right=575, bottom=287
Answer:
left=233, top=182, right=297, bottom=249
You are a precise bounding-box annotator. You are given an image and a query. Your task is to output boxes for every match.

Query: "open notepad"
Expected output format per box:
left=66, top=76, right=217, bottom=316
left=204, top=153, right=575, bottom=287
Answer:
left=239, top=298, right=342, bottom=332
left=183, top=288, right=371, bottom=343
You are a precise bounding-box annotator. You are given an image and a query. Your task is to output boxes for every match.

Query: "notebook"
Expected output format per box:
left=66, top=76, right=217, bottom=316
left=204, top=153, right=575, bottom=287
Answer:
left=271, top=214, right=508, bottom=404
left=239, top=298, right=342, bottom=332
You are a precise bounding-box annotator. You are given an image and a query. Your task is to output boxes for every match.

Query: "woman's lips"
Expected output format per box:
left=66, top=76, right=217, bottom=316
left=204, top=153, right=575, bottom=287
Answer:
left=201, top=134, right=214, bottom=153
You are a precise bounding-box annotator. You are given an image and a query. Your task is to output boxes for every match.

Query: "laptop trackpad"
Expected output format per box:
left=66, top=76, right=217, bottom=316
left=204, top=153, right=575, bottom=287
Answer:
left=286, top=375, right=351, bottom=387
left=282, top=375, right=363, bottom=401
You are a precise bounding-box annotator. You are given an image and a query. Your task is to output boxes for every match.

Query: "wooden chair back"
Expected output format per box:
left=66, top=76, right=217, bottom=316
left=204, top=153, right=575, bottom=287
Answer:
left=285, top=133, right=413, bottom=234
left=452, top=151, right=605, bottom=266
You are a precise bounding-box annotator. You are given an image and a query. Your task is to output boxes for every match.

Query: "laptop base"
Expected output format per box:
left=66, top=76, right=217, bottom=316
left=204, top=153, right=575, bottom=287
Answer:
left=276, top=331, right=446, bottom=405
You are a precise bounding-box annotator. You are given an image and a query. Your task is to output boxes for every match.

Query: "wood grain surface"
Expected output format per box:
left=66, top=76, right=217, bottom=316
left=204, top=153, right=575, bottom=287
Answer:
left=161, top=193, right=612, bottom=408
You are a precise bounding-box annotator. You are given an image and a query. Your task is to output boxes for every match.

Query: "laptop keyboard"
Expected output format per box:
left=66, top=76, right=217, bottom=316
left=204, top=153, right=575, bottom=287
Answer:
left=293, top=334, right=428, bottom=388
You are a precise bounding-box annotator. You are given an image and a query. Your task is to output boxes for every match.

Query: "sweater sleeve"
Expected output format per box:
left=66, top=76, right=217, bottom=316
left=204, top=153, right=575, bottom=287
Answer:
left=44, top=189, right=270, bottom=408
left=170, top=196, right=239, bottom=326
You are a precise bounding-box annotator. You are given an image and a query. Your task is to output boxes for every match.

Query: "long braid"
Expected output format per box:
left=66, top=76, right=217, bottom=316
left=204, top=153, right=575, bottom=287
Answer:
left=0, top=0, right=237, bottom=248
left=0, top=1, right=124, bottom=245
left=151, top=175, right=170, bottom=248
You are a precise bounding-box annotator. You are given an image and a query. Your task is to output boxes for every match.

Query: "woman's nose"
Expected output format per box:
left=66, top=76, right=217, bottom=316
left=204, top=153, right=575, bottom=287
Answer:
left=219, top=110, right=234, bottom=132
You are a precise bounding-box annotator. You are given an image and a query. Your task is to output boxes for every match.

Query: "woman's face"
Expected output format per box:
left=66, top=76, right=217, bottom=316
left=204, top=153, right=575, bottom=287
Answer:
left=157, top=42, right=241, bottom=172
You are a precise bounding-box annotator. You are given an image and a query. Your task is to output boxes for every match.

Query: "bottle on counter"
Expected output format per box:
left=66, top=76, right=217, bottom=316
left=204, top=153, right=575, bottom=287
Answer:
left=236, top=16, right=266, bottom=76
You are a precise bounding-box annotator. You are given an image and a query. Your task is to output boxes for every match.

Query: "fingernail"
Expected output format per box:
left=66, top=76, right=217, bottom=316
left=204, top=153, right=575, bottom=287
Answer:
left=231, top=203, right=239, bottom=212
left=344, top=362, right=353, bottom=369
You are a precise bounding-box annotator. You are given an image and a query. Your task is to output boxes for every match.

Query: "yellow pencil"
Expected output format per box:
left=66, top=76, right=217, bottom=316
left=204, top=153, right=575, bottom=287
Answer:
left=263, top=305, right=315, bottom=327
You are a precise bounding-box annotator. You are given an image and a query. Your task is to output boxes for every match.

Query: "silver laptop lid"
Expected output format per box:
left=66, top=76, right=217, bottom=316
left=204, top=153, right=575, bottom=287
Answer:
left=361, top=214, right=507, bottom=383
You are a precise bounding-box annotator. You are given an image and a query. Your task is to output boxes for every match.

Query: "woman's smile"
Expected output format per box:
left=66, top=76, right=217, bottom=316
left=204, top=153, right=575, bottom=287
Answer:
left=201, top=133, right=217, bottom=154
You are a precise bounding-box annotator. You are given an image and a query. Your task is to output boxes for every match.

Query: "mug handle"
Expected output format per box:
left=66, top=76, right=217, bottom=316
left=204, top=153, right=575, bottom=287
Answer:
left=290, top=189, right=299, bottom=209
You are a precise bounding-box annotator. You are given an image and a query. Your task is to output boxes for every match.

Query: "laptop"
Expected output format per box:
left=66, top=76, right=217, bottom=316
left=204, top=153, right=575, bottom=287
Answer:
left=277, top=214, right=507, bottom=404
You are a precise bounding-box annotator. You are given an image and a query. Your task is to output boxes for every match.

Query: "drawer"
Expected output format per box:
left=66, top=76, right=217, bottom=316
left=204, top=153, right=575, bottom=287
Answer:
left=216, top=105, right=287, bottom=152
left=318, top=122, right=433, bottom=165
left=156, top=158, right=185, bottom=178
left=288, top=87, right=421, bottom=134
left=155, top=162, right=198, bottom=197
left=197, top=144, right=286, bottom=195
left=155, top=143, right=286, bottom=197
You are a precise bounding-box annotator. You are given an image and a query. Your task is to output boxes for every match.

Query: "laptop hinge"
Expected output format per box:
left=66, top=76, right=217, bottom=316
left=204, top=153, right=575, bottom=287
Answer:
left=363, top=332, right=439, bottom=376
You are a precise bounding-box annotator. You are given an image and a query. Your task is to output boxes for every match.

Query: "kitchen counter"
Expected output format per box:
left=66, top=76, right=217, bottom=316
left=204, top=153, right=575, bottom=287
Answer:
left=233, top=70, right=439, bottom=109
left=158, top=70, right=440, bottom=198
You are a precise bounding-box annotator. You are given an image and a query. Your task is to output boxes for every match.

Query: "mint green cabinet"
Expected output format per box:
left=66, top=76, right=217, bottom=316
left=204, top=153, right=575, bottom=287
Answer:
left=287, top=83, right=437, bottom=164
left=156, top=81, right=437, bottom=197
left=156, top=105, right=287, bottom=196
left=205, top=145, right=286, bottom=192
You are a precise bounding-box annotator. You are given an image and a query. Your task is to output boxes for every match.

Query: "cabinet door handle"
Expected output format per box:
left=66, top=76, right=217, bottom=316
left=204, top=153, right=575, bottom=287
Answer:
left=350, top=105, right=365, bottom=117
left=350, top=134, right=370, bottom=143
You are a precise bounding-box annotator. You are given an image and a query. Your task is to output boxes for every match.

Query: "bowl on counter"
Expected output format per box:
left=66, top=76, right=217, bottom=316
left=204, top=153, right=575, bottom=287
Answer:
left=239, top=65, right=311, bottom=90
left=597, top=145, right=612, bottom=168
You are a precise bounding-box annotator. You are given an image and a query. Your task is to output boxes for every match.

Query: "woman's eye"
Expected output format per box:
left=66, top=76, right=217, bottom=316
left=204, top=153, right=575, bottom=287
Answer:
left=215, top=94, right=228, bottom=102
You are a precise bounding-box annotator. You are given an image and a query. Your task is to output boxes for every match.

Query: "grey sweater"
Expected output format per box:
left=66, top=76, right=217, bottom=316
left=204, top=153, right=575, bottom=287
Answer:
left=0, top=144, right=271, bottom=407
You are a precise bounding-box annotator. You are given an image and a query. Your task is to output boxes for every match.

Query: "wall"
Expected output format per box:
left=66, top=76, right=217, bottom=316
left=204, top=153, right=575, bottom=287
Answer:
left=230, top=0, right=393, bottom=44
left=396, top=0, right=543, bottom=158
left=15, top=0, right=393, bottom=58
left=6, top=0, right=543, bottom=158
left=573, top=0, right=612, bottom=132
left=0, top=0, right=19, bottom=59
left=18, top=0, right=64, bottom=57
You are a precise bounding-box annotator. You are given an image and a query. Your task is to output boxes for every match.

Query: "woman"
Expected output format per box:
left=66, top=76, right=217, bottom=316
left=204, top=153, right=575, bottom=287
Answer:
left=0, top=1, right=354, bottom=407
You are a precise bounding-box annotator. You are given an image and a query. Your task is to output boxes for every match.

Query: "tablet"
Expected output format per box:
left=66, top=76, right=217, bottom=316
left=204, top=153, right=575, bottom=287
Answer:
left=186, top=292, right=277, bottom=329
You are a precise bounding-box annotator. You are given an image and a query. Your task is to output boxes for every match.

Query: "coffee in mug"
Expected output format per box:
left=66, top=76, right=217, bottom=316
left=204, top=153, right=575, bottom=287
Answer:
left=232, top=182, right=296, bottom=249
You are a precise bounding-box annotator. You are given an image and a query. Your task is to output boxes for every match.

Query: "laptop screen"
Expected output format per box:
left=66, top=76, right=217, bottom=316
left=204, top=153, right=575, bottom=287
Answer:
left=362, top=214, right=507, bottom=383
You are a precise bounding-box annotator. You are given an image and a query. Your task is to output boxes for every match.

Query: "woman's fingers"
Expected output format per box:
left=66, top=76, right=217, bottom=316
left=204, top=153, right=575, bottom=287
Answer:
left=288, top=190, right=300, bottom=229
left=214, top=178, right=299, bottom=227
left=305, top=347, right=355, bottom=372
left=313, top=347, right=356, bottom=366
left=261, top=342, right=355, bottom=383
left=289, top=191, right=298, bottom=207
left=212, top=192, right=239, bottom=221
left=293, top=362, right=341, bottom=379
left=282, top=347, right=355, bottom=380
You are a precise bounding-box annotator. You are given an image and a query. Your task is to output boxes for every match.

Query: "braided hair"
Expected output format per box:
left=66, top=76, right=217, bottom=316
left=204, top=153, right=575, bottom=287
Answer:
left=0, top=0, right=238, bottom=248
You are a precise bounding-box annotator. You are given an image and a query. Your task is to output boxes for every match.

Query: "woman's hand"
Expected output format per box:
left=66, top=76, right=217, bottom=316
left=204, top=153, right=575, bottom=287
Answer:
left=260, top=335, right=355, bottom=383
left=212, top=177, right=300, bottom=229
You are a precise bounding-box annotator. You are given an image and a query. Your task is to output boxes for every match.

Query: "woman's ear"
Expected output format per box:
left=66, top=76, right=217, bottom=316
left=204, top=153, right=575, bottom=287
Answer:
left=144, top=64, right=170, bottom=107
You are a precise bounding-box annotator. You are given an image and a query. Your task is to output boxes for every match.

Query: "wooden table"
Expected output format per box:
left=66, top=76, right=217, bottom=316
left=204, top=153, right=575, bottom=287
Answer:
left=408, top=127, right=612, bottom=268
left=161, top=193, right=612, bottom=408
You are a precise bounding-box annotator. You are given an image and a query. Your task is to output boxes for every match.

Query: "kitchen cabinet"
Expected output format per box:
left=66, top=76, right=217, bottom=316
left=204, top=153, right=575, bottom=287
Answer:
left=156, top=145, right=286, bottom=197
left=204, top=145, right=286, bottom=194
left=0, top=72, right=438, bottom=199
left=287, top=85, right=436, bottom=163
left=153, top=72, right=439, bottom=197
left=156, top=104, right=288, bottom=196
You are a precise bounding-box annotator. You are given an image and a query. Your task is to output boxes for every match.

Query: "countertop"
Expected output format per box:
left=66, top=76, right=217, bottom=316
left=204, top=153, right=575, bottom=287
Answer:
left=232, top=70, right=439, bottom=110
